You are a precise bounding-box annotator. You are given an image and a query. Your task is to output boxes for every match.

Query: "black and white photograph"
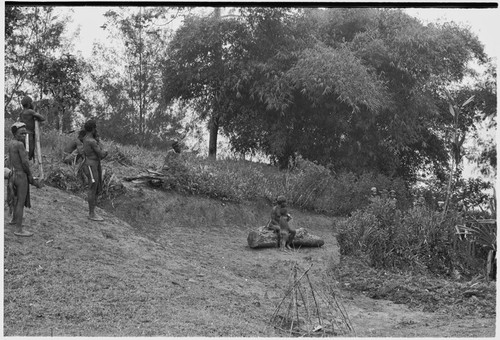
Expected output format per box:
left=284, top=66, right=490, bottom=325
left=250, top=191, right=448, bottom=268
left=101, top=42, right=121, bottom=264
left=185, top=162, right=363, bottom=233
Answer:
left=3, top=1, right=498, bottom=337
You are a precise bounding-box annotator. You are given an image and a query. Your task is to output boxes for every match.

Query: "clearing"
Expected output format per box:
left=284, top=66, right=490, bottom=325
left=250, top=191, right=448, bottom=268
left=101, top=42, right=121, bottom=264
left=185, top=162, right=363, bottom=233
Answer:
left=3, top=181, right=496, bottom=336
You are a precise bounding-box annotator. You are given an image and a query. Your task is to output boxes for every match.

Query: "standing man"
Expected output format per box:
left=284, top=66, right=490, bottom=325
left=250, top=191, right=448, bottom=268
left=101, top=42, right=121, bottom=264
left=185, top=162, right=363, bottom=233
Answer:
left=19, top=95, right=45, bottom=161
left=7, top=122, right=42, bottom=237
left=81, top=120, right=108, bottom=221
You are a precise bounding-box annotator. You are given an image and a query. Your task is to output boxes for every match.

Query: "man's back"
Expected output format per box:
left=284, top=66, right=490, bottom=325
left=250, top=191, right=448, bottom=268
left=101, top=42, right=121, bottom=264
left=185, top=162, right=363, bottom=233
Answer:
left=83, top=134, right=107, bottom=162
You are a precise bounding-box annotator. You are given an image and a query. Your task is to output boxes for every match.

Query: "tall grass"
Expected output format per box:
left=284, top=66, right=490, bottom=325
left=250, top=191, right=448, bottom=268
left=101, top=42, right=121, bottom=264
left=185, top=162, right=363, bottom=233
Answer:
left=336, top=198, right=488, bottom=277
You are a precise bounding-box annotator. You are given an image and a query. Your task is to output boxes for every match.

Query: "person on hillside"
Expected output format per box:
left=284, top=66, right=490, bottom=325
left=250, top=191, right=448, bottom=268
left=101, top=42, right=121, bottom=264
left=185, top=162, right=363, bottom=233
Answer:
left=368, top=187, right=379, bottom=203
left=63, top=130, right=86, bottom=165
left=19, top=95, right=45, bottom=161
left=161, top=140, right=182, bottom=172
left=415, top=194, right=425, bottom=208
left=7, top=122, right=42, bottom=237
left=389, top=190, right=397, bottom=208
left=81, top=119, right=108, bottom=221
left=267, top=195, right=296, bottom=250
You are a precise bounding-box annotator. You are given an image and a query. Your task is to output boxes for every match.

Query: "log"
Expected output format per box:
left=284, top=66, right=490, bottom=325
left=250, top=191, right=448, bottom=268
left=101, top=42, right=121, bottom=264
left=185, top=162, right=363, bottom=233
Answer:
left=123, top=174, right=168, bottom=182
left=247, top=226, right=325, bottom=249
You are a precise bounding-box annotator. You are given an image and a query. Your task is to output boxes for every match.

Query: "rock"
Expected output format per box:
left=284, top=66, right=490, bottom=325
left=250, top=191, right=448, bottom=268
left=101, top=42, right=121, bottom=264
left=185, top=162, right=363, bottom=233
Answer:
left=247, top=226, right=324, bottom=249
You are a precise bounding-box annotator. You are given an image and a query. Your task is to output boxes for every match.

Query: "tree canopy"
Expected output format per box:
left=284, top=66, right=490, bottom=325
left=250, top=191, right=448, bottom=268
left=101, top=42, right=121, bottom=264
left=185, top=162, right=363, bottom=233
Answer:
left=162, top=8, right=492, bottom=180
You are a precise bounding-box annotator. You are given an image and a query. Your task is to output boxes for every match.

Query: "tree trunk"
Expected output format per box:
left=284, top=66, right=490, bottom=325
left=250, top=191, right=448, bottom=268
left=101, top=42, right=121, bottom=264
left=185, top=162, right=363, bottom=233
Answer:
left=208, top=7, right=222, bottom=159
left=247, top=226, right=325, bottom=249
left=208, top=115, right=219, bottom=159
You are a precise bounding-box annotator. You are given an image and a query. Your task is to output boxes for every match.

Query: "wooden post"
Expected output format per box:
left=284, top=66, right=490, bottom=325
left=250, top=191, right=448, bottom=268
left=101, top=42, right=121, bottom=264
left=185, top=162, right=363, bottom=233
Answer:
left=35, top=120, right=44, bottom=180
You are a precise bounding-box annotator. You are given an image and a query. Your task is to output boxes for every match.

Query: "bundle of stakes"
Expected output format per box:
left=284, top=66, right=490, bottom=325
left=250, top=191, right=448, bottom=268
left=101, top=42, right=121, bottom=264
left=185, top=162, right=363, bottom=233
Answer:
left=270, top=262, right=355, bottom=337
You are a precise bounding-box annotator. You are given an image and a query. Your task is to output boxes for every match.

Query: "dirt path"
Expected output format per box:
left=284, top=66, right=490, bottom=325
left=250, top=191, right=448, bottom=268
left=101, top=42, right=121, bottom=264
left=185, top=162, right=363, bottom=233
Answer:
left=3, top=182, right=496, bottom=336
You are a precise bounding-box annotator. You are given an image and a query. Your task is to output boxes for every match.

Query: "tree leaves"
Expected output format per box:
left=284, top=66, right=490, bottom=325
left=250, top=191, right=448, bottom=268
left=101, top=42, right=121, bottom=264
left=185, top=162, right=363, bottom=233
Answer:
left=287, top=44, right=390, bottom=113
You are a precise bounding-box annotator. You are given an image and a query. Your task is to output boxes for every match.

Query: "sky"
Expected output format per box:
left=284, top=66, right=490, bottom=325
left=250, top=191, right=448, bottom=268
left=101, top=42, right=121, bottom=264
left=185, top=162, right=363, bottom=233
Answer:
left=66, top=6, right=500, bottom=60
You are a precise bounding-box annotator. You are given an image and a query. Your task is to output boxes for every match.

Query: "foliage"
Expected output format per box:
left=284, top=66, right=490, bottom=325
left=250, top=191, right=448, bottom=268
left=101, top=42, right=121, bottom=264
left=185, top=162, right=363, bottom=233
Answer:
left=336, top=200, right=489, bottom=276
left=4, top=6, right=68, bottom=111
left=31, top=53, right=88, bottom=131
left=162, top=9, right=254, bottom=157
left=96, top=7, right=185, bottom=147
left=163, top=7, right=490, bottom=180
left=34, top=126, right=410, bottom=217
left=330, top=255, right=496, bottom=317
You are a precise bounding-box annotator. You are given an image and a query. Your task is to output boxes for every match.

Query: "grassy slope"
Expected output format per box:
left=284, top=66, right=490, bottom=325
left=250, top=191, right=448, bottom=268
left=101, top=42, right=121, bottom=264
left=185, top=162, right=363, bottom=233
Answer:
left=3, top=181, right=339, bottom=337
left=4, top=128, right=495, bottom=337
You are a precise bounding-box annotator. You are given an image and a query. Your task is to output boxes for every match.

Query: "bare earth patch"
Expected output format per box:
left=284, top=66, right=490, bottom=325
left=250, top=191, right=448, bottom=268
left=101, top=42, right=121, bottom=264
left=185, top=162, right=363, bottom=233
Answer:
left=3, top=182, right=495, bottom=336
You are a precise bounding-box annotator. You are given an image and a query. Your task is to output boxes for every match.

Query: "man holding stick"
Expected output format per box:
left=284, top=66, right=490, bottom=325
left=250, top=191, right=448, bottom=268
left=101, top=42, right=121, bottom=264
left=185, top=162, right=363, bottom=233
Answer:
left=81, top=119, right=108, bottom=221
left=19, top=95, right=45, bottom=161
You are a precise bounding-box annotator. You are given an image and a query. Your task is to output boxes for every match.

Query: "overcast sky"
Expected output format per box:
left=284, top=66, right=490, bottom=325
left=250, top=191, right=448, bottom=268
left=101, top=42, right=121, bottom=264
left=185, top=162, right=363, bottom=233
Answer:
left=66, top=6, right=499, bottom=60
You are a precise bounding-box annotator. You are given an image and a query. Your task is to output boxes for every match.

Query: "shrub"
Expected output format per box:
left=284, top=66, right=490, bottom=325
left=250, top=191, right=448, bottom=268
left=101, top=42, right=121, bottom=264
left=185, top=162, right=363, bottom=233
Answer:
left=22, top=125, right=413, bottom=216
left=337, top=199, right=488, bottom=277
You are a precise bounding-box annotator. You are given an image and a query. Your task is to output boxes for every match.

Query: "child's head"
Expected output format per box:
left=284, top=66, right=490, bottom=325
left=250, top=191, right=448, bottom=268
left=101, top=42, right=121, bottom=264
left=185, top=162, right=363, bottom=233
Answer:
left=277, top=195, right=287, bottom=206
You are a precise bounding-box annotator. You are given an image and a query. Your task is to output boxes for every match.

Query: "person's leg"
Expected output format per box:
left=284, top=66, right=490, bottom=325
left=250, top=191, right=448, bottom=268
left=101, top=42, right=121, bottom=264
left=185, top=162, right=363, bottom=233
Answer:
left=13, top=174, right=32, bottom=236
left=7, top=179, right=16, bottom=223
left=287, top=228, right=296, bottom=249
left=88, top=182, right=96, bottom=217
left=279, top=217, right=292, bottom=250
left=86, top=165, right=104, bottom=221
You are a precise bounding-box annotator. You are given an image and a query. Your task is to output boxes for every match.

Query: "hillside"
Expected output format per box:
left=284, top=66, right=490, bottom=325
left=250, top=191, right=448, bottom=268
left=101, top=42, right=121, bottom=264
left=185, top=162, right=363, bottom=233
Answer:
left=3, top=180, right=496, bottom=336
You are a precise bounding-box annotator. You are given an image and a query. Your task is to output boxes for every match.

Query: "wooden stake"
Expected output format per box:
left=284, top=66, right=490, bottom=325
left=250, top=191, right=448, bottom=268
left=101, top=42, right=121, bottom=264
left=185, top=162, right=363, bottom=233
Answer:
left=35, top=120, right=44, bottom=180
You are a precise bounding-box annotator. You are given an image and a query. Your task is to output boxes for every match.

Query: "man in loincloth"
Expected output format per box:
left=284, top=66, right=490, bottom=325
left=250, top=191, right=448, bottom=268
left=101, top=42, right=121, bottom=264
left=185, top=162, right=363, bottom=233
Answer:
left=81, top=119, right=108, bottom=221
left=267, top=195, right=296, bottom=250
left=7, top=122, right=42, bottom=237
left=19, top=95, right=45, bottom=161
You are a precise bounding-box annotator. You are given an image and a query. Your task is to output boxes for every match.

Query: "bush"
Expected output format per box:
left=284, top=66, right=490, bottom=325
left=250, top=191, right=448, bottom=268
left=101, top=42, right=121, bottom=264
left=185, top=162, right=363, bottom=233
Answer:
left=337, top=199, right=488, bottom=277
left=21, top=125, right=412, bottom=216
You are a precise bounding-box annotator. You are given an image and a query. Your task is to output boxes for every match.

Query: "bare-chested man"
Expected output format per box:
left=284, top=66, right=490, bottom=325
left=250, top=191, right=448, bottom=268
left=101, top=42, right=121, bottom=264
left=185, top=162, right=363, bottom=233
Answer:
left=268, top=195, right=296, bottom=250
left=7, top=122, right=42, bottom=237
left=63, top=130, right=85, bottom=165
left=81, top=120, right=108, bottom=221
left=19, top=96, right=45, bottom=161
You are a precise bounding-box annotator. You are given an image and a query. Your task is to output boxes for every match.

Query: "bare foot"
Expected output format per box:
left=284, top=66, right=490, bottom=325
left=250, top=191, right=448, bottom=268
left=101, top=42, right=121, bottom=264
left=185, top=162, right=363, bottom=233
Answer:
left=88, top=214, right=104, bottom=222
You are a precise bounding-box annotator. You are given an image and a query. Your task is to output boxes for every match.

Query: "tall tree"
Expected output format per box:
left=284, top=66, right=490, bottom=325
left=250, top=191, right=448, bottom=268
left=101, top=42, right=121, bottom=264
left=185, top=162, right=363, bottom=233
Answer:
left=30, top=53, right=87, bottom=132
left=83, top=7, right=186, bottom=147
left=4, top=6, right=67, bottom=111
left=163, top=8, right=491, bottom=179
left=162, top=7, right=256, bottom=158
left=101, top=7, right=182, bottom=146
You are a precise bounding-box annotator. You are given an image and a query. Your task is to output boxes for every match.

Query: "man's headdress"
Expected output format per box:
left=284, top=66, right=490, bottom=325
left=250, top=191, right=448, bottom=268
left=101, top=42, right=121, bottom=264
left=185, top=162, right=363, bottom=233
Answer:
left=11, top=122, right=26, bottom=135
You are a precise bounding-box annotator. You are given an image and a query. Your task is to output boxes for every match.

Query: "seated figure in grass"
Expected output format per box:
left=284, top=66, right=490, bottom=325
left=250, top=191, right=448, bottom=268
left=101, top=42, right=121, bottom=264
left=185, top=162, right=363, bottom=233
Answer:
left=267, top=195, right=296, bottom=251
